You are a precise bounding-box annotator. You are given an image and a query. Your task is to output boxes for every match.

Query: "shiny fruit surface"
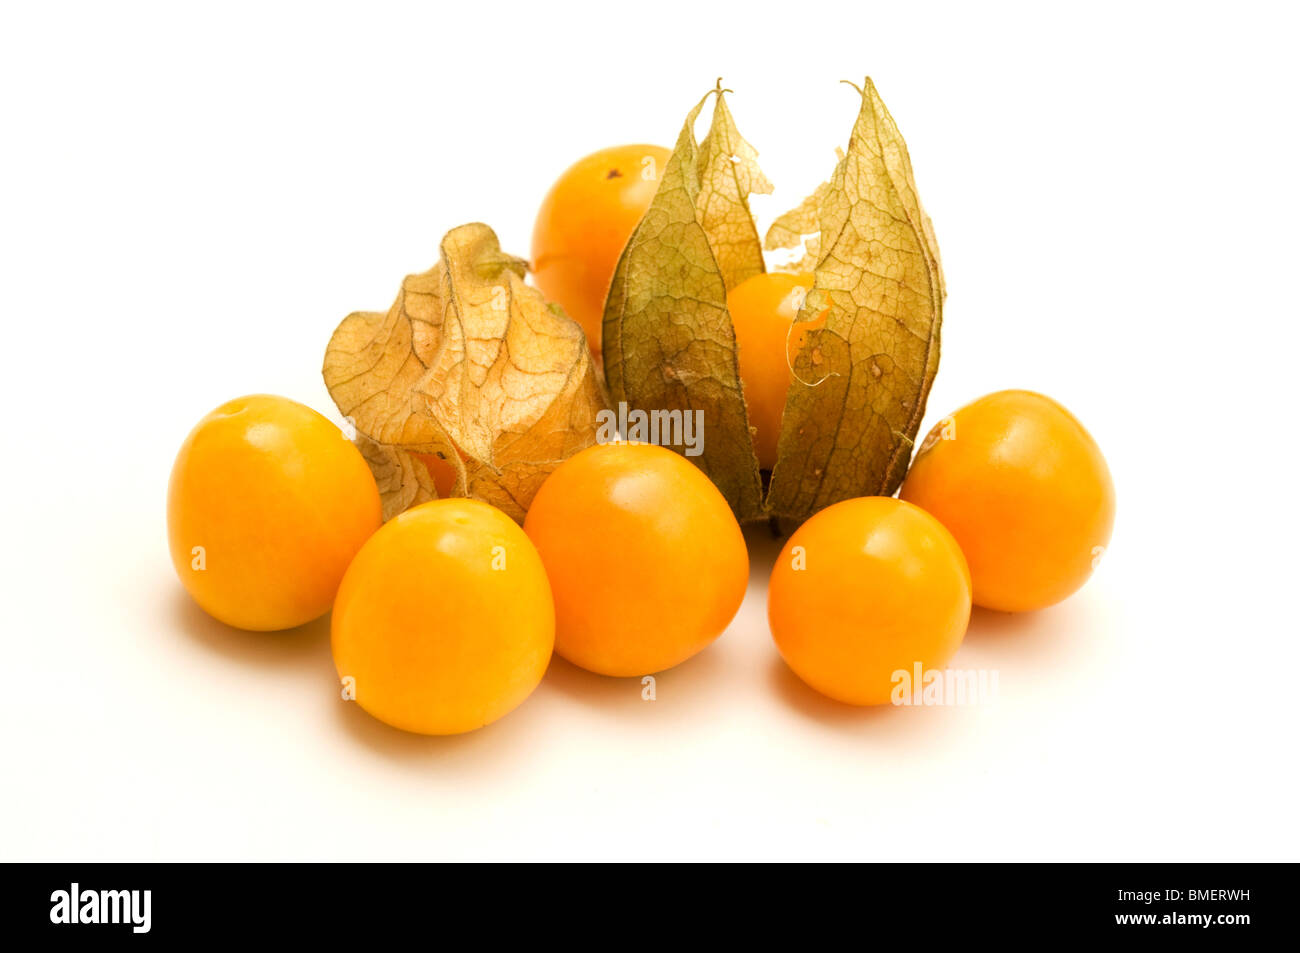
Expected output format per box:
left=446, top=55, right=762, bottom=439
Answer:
left=523, top=442, right=748, bottom=677
left=900, top=390, right=1115, bottom=612
left=332, top=499, right=554, bottom=735
left=531, top=144, right=671, bottom=358
left=167, top=394, right=381, bottom=631
left=768, top=496, right=971, bottom=706
left=726, top=271, right=822, bottom=469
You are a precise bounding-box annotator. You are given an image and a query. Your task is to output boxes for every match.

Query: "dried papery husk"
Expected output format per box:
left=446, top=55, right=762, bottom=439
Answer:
left=603, top=78, right=944, bottom=524
left=767, top=78, right=945, bottom=519
left=324, top=222, right=606, bottom=522
left=602, top=83, right=769, bottom=520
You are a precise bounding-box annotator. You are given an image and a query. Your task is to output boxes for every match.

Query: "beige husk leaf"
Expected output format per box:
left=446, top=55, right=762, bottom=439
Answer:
left=766, top=78, right=945, bottom=519
left=353, top=435, right=441, bottom=522
left=602, top=78, right=944, bottom=523
left=696, top=81, right=773, bottom=291
left=602, top=85, right=768, bottom=520
left=323, top=222, right=606, bottom=522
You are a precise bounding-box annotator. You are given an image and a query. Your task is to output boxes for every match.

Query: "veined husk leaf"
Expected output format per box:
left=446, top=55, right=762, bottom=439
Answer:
left=766, top=78, right=945, bottom=519
left=323, top=222, right=606, bottom=522
left=696, top=82, right=773, bottom=290
left=602, top=86, right=767, bottom=520
left=604, top=79, right=943, bottom=523
left=355, top=435, right=444, bottom=522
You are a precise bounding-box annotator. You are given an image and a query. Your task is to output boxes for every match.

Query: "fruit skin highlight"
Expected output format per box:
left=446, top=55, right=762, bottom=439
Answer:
left=900, top=390, right=1115, bottom=612
left=768, top=497, right=971, bottom=706
left=531, top=144, right=671, bottom=358
left=167, top=394, right=382, bottom=631
left=332, top=499, right=554, bottom=735
left=726, top=271, right=824, bottom=470
left=523, top=442, right=748, bottom=677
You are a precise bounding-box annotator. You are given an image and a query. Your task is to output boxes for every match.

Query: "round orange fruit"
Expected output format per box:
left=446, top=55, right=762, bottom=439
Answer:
left=900, top=390, right=1115, bottom=612
left=768, top=496, right=971, bottom=706
left=167, top=394, right=381, bottom=631
left=726, top=271, right=823, bottom=469
left=531, top=144, right=671, bottom=358
left=332, top=498, right=554, bottom=735
left=523, top=442, right=748, bottom=677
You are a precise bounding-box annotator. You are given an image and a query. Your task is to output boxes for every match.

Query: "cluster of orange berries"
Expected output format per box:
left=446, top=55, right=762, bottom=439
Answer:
left=166, top=145, right=1114, bottom=736
left=168, top=386, right=1112, bottom=734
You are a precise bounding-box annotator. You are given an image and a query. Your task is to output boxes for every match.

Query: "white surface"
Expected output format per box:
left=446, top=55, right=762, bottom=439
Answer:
left=2, top=1, right=1297, bottom=861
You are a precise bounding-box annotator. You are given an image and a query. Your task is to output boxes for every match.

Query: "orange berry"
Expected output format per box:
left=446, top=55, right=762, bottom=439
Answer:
left=412, top=451, right=460, bottom=498
left=768, top=497, right=971, bottom=706
left=167, top=394, right=381, bottom=631
left=332, top=499, right=554, bottom=735
left=900, top=390, right=1115, bottom=612
left=531, top=144, right=671, bottom=359
left=523, top=442, right=748, bottom=677
left=726, top=271, right=823, bottom=469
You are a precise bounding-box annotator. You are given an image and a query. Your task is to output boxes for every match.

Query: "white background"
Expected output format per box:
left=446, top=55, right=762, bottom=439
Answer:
left=2, top=1, right=1297, bottom=861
